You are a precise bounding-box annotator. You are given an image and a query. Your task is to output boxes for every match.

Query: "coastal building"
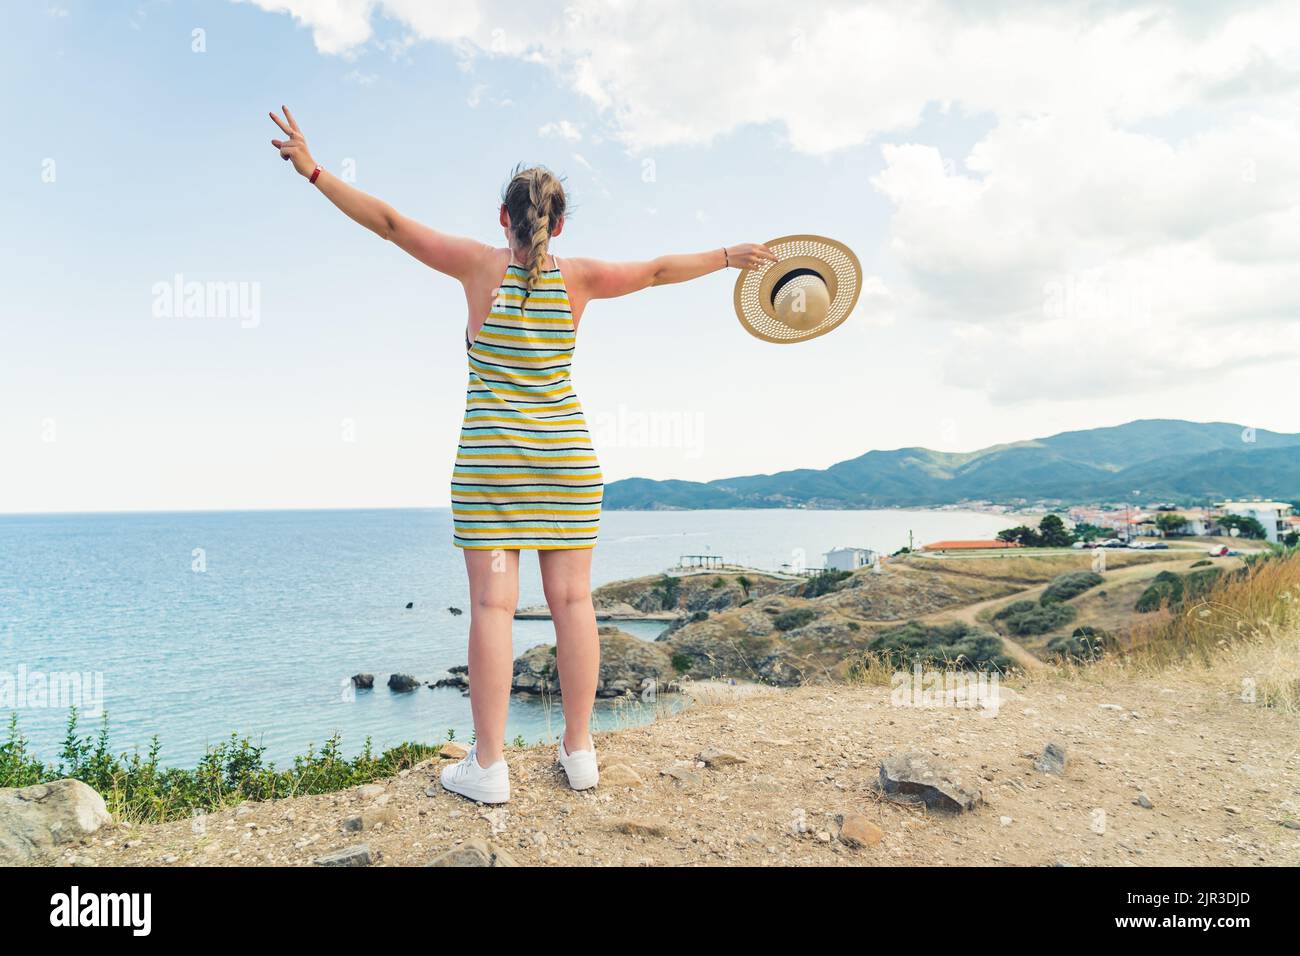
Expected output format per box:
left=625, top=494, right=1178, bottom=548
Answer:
left=1214, top=500, right=1295, bottom=544
left=824, top=546, right=877, bottom=571
left=921, top=539, right=1022, bottom=552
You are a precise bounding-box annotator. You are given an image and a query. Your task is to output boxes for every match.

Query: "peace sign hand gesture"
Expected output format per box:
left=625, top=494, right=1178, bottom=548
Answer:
left=269, top=106, right=316, bottom=178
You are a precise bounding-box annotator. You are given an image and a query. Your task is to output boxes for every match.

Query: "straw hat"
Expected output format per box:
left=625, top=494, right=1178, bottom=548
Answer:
left=733, top=234, right=862, bottom=343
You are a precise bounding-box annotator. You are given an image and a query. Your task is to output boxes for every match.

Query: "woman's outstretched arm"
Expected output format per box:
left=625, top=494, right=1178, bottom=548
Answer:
left=567, top=244, right=778, bottom=302
left=269, top=107, right=489, bottom=280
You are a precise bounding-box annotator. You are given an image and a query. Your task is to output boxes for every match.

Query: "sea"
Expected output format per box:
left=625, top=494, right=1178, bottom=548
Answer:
left=0, top=507, right=1008, bottom=767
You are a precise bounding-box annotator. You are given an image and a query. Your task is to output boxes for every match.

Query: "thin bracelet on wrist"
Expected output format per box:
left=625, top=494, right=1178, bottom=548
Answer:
left=309, top=165, right=322, bottom=185
left=723, top=247, right=730, bottom=268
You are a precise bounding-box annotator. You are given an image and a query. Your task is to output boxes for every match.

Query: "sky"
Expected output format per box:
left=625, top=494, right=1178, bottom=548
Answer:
left=3, top=0, right=1300, bottom=513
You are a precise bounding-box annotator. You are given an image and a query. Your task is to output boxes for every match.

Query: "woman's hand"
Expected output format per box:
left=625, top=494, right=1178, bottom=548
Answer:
left=269, top=106, right=316, bottom=178
left=723, top=243, right=780, bottom=269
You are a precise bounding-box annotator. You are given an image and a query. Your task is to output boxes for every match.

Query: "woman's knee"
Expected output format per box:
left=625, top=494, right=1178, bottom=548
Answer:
left=543, top=579, right=591, bottom=611
left=472, top=586, right=518, bottom=616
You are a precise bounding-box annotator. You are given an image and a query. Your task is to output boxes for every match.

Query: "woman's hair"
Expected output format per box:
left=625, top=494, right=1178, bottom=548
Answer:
left=502, top=164, right=567, bottom=296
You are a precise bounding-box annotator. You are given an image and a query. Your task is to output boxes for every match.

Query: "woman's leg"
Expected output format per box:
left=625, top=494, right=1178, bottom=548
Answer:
left=538, top=548, right=599, bottom=752
left=464, top=548, right=519, bottom=766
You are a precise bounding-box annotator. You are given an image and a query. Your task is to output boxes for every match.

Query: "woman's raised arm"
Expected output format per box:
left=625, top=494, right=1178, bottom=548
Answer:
left=567, top=244, right=777, bottom=302
left=269, top=107, right=490, bottom=281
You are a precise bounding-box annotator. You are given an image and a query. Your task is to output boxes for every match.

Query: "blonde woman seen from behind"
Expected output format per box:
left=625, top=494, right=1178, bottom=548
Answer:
left=269, top=107, right=777, bottom=803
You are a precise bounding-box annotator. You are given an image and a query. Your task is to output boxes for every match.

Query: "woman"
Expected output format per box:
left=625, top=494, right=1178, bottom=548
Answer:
left=269, top=107, right=776, bottom=803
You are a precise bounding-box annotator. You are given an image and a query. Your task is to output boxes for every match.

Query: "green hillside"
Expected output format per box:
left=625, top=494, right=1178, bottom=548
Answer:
left=604, top=420, right=1300, bottom=510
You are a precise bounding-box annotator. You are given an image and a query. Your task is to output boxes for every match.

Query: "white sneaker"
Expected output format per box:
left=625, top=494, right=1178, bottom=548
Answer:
left=439, top=743, right=510, bottom=803
left=558, top=736, right=599, bottom=791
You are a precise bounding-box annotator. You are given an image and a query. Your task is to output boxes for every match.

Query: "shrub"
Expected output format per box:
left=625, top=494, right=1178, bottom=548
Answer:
left=773, top=608, right=816, bottom=631
left=1191, top=559, right=1212, bottom=568
left=1135, top=570, right=1188, bottom=613
left=802, top=569, right=851, bottom=598
left=1, top=710, right=437, bottom=826
left=710, top=577, right=725, bottom=589
left=996, top=601, right=1077, bottom=635
left=671, top=653, right=693, bottom=673
left=867, top=621, right=1011, bottom=670
left=1046, top=626, right=1113, bottom=662
left=689, top=610, right=709, bottom=622
left=651, top=574, right=681, bottom=609
left=1040, top=570, right=1104, bottom=605
left=993, top=600, right=1038, bottom=620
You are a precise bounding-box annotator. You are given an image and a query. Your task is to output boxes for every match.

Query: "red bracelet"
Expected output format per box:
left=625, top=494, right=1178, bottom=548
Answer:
left=309, top=165, right=322, bottom=185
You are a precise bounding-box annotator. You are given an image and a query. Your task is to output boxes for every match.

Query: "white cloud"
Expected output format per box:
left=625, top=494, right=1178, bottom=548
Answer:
left=236, top=0, right=1300, bottom=401
left=538, top=119, right=582, bottom=141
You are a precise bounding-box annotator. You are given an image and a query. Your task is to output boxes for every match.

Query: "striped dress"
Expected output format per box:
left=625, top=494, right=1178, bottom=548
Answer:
left=451, top=259, right=603, bottom=550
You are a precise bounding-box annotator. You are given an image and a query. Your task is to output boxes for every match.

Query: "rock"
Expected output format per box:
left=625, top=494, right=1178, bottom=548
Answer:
left=430, top=672, right=469, bottom=690
left=439, top=742, right=469, bottom=761
left=611, top=817, right=668, bottom=837
left=1098, top=703, right=1123, bottom=711
left=877, top=753, right=982, bottom=813
left=1000, top=816, right=1013, bottom=827
left=510, top=627, right=677, bottom=697
left=1034, top=742, right=1067, bottom=776
left=351, top=673, right=374, bottom=689
left=1224, top=805, right=1242, bottom=815
left=405, top=601, right=414, bottom=609
left=599, top=763, right=643, bottom=788
left=388, top=673, right=420, bottom=692
left=0, top=779, right=113, bottom=864
left=427, top=839, right=516, bottom=867
left=355, top=783, right=385, bottom=800
left=698, top=747, right=747, bottom=767
left=837, top=813, right=883, bottom=848
left=344, top=809, right=398, bottom=832
left=448, top=606, right=463, bottom=616
left=660, top=766, right=703, bottom=788
left=314, top=843, right=374, bottom=867
left=1135, top=792, right=1154, bottom=809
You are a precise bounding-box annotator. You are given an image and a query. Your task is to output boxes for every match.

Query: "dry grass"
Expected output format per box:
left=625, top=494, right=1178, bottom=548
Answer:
left=899, top=550, right=1170, bottom=584
left=859, top=551, right=1300, bottom=716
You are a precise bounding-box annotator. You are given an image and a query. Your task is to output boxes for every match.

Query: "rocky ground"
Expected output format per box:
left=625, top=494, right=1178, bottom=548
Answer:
left=47, top=666, right=1300, bottom=867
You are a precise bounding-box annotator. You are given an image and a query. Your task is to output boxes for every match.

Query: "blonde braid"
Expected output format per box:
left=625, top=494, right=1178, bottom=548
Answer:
left=524, top=172, right=560, bottom=297
left=502, top=165, right=567, bottom=299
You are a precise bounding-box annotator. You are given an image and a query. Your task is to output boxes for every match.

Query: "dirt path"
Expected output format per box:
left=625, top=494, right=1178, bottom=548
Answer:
left=61, top=671, right=1300, bottom=868
left=922, top=556, right=1232, bottom=672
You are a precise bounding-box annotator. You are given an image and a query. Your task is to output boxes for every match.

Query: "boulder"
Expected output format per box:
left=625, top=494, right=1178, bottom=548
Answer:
left=611, top=817, right=669, bottom=837
left=1034, top=742, right=1067, bottom=776
left=387, top=673, right=421, bottom=692
left=837, top=813, right=884, bottom=848
left=351, top=673, right=374, bottom=689
left=0, top=779, right=113, bottom=864
left=427, top=839, right=516, bottom=867
left=877, top=753, right=982, bottom=813
left=599, top=763, right=643, bottom=788
left=511, top=627, right=676, bottom=698
left=314, top=843, right=374, bottom=867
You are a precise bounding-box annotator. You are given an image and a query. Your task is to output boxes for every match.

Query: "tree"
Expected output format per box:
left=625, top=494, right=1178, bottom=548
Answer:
left=997, top=525, right=1041, bottom=547
left=1283, top=531, right=1298, bottom=548
left=1154, top=512, right=1187, bottom=536
left=1036, top=513, right=1076, bottom=548
left=1217, top=513, right=1267, bottom=540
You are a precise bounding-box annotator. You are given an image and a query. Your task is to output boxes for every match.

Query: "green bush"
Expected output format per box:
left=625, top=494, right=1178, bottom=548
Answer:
left=1135, top=570, right=1183, bottom=612
left=802, top=569, right=851, bottom=598
left=1045, top=626, right=1113, bottom=662
left=671, top=653, right=693, bottom=673
left=1040, top=570, right=1103, bottom=605
left=995, top=601, right=1077, bottom=635
left=993, top=599, right=1038, bottom=620
left=773, top=608, right=816, bottom=631
left=1190, top=559, right=1212, bottom=568
left=868, top=621, right=1011, bottom=670
left=652, top=574, right=681, bottom=609
left=689, top=610, right=709, bottom=622
left=1, top=710, right=438, bottom=826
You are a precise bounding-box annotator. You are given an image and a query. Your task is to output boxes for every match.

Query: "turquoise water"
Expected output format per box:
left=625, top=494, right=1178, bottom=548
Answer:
left=0, top=507, right=1006, bottom=766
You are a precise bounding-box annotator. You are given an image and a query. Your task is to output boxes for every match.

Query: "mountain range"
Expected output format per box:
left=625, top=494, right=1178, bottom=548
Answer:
left=603, top=420, right=1300, bottom=510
